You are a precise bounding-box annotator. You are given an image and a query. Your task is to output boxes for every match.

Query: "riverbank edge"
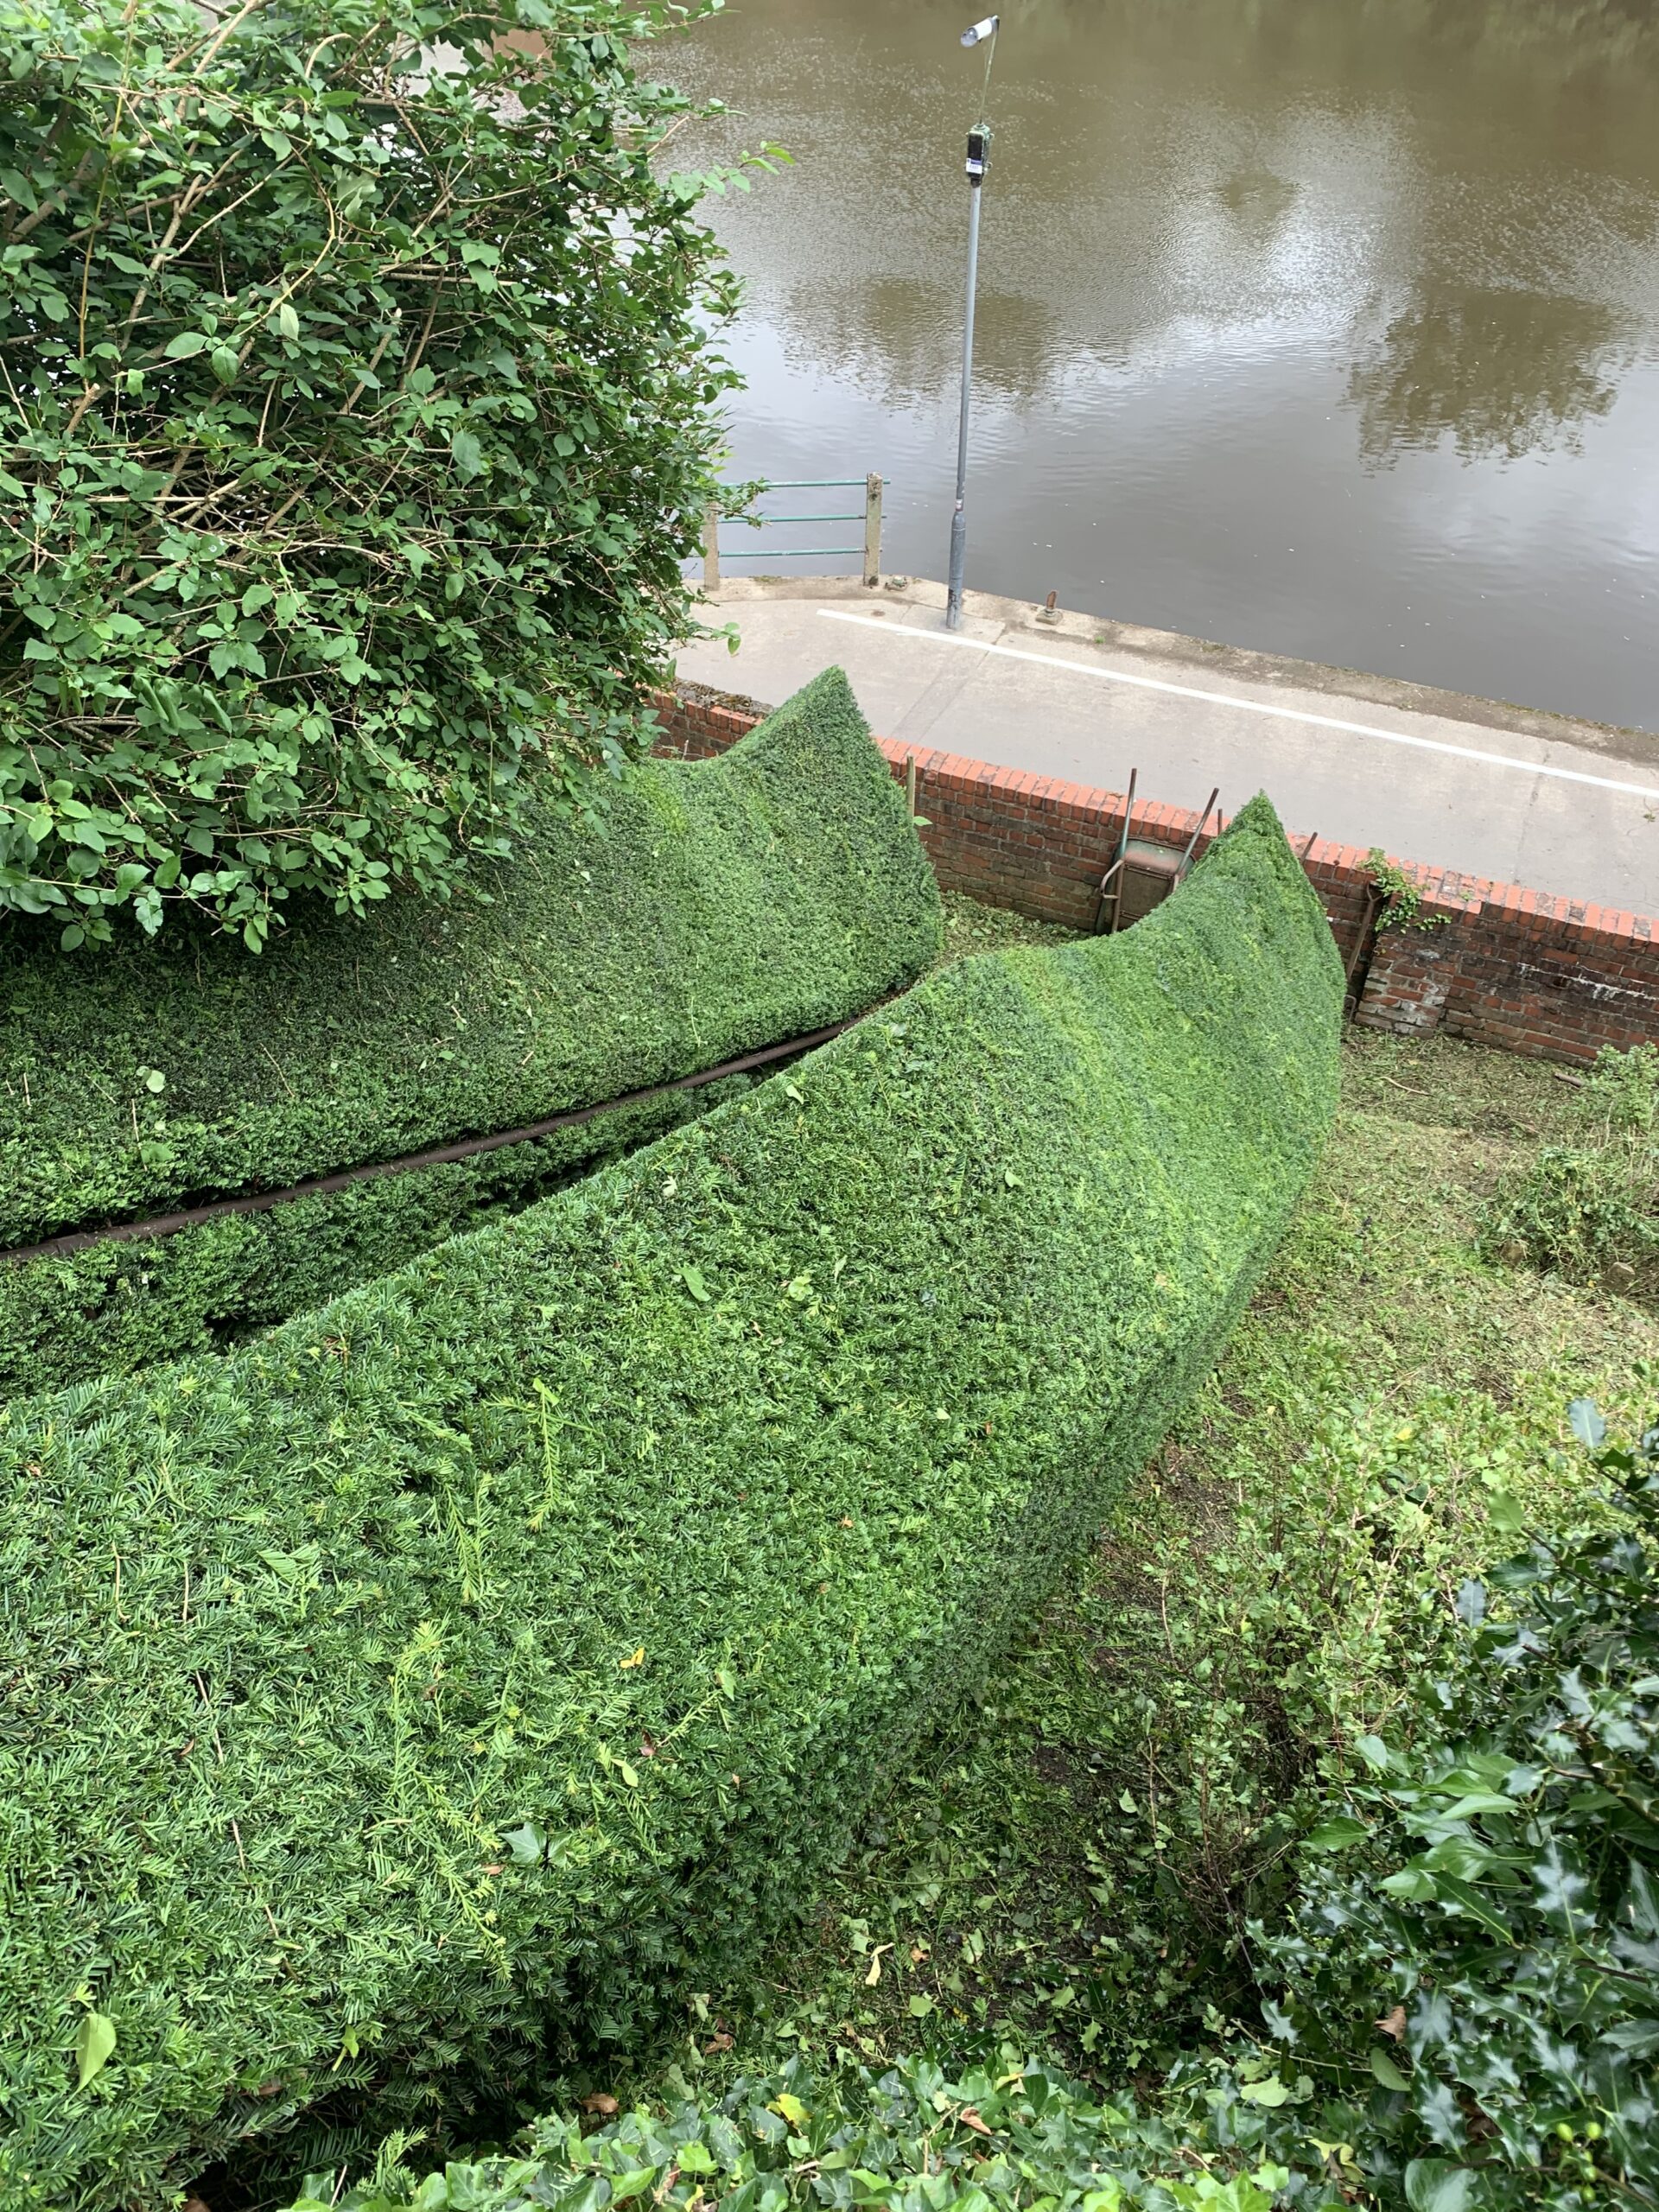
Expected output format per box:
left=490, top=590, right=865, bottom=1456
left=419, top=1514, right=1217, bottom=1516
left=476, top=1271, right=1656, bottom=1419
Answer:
left=701, top=575, right=1659, bottom=768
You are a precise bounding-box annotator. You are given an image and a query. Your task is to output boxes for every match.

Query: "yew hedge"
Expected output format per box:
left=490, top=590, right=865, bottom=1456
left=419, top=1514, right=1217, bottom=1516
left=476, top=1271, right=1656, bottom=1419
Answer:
left=0, top=667, right=939, bottom=1396
left=0, top=795, right=1343, bottom=2209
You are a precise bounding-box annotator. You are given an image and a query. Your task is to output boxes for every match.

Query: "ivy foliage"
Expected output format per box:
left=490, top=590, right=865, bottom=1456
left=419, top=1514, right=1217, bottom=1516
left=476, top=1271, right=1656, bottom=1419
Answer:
left=0, top=668, right=942, bottom=1395
left=289, top=2051, right=1338, bottom=2212
left=0, top=0, right=742, bottom=949
left=0, top=796, right=1341, bottom=2210
left=1259, top=1402, right=1659, bottom=2210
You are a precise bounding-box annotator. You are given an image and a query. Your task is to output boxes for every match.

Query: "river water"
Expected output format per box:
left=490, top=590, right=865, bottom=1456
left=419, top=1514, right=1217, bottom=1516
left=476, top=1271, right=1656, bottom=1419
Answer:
left=664, top=0, right=1659, bottom=732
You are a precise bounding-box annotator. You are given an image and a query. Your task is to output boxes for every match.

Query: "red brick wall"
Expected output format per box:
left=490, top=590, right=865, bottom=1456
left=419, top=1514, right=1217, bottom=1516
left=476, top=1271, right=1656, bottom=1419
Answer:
left=652, top=683, right=1659, bottom=1068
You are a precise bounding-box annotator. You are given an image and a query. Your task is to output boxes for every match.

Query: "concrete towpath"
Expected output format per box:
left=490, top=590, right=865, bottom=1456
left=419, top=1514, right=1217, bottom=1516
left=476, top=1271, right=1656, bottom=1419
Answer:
left=674, top=578, right=1659, bottom=916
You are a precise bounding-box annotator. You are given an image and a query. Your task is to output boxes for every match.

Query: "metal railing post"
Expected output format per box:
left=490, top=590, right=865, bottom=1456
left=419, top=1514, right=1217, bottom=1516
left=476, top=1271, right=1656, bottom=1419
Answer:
left=702, top=504, right=720, bottom=592
left=863, top=473, right=883, bottom=586
left=945, top=162, right=984, bottom=632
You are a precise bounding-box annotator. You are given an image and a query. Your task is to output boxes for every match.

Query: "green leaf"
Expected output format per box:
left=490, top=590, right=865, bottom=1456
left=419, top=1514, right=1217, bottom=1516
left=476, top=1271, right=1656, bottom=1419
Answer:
left=1568, top=1398, right=1606, bottom=1449
left=502, top=1821, right=543, bottom=1865
left=1404, top=2161, right=1477, bottom=2212
left=277, top=302, right=300, bottom=340
left=1379, top=1866, right=1437, bottom=1900
left=75, top=2011, right=116, bottom=2088
left=1369, top=2049, right=1410, bottom=2093
left=211, top=345, right=239, bottom=384
left=681, top=1265, right=710, bottom=1304
left=163, top=331, right=208, bottom=359
left=1433, top=1875, right=1530, bottom=1946
left=1236, top=2076, right=1290, bottom=2107
left=1433, top=1791, right=1520, bottom=1822
left=1305, top=1816, right=1368, bottom=1851
left=450, top=428, right=483, bottom=481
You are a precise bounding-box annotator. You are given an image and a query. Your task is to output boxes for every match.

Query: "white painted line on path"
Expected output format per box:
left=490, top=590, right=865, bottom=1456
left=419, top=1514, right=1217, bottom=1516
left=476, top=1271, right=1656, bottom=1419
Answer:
left=817, top=607, right=1659, bottom=804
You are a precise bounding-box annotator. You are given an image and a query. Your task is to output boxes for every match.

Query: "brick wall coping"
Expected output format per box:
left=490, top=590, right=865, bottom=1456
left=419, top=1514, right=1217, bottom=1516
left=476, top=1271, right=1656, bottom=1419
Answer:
left=670, top=689, right=1658, bottom=955
left=654, top=683, right=1659, bottom=1065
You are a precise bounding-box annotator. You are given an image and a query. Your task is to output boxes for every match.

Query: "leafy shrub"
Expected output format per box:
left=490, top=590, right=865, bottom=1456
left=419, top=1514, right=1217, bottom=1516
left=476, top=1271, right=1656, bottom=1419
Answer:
left=1258, top=1400, right=1658, bottom=2209
left=0, top=0, right=740, bottom=948
left=0, top=667, right=939, bottom=1396
left=0, top=796, right=1341, bottom=2209
left=1481, top=1046, right=1659, bottom=1298
left=287, top=2050, right=1339, bottom=2212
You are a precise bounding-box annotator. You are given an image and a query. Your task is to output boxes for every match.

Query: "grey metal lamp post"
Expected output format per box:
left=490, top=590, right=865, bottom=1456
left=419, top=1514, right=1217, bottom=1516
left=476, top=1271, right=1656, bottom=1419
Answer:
left=945, top=14, right=999, bottom=633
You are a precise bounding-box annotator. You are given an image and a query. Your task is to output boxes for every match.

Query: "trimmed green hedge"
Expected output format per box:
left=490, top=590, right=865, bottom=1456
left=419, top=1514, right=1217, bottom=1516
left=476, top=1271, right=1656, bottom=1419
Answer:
left=0, top=796, right=1343, bottom=2210
left=0, top=669, right=939, bottom=1397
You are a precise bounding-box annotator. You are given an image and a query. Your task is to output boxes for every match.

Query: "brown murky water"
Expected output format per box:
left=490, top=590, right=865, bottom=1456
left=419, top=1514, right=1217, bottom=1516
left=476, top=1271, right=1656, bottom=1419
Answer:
left=665, top=0, right=1659, bottom=731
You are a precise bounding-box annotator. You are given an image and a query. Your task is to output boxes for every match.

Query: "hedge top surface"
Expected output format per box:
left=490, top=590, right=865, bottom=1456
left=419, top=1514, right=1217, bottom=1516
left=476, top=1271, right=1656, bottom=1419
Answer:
left=0, top=667, right=941, bottom=1251
left=0, top=795, right=1343, bottom=2209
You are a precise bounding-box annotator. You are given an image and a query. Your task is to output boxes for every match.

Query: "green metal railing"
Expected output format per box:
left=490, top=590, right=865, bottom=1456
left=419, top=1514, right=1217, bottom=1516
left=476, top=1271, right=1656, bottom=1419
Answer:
left=703, top=474, right=886, bottom=588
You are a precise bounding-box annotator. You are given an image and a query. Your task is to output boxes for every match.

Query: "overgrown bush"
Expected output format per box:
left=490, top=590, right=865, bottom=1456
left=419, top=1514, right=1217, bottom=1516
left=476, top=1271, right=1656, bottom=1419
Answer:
left=0, top=0, right=741, bottom=948
left=1481, top=1046, right=1659, bottom=1299
left=0, top=796, right=1341, bottom=2209
left=0, top=668, right=940, bottom=1396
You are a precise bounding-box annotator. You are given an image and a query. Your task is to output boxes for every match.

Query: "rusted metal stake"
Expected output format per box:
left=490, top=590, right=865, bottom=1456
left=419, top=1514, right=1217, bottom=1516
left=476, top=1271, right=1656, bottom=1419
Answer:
left=1091, top=766, right=1137, bottom=934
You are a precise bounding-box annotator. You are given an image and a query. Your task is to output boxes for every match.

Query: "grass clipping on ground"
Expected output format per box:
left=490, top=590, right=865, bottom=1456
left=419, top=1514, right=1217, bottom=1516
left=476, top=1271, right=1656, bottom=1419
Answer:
left=0, top=797, right=1338, bottom=2209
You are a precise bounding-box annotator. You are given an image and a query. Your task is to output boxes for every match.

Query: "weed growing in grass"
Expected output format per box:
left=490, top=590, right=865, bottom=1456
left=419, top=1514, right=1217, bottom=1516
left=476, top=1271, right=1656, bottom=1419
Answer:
left=1481, top=1045, right=1659, bottom=1302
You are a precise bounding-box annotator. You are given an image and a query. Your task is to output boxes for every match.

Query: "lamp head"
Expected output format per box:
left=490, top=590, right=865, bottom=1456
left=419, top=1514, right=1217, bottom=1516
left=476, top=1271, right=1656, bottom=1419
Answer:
left=961, top=15, right=999, bottom=47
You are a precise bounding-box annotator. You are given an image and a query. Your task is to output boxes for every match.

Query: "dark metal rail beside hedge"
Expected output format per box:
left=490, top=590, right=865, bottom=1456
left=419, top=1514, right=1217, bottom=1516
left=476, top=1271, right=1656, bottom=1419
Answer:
left=0, top=1016, right=866, bottom=1268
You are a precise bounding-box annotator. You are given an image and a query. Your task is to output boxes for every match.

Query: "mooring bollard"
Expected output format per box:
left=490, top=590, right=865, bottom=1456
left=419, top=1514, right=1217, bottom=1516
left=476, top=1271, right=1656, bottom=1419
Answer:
left=702, top=504, right=720, bottom=592
left=864, top=473, right=884, bottom=586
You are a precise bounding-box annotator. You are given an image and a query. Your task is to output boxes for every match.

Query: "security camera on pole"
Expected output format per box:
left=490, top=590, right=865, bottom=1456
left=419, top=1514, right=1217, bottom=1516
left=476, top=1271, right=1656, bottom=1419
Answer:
left=946, top=15, right=999, bottom=633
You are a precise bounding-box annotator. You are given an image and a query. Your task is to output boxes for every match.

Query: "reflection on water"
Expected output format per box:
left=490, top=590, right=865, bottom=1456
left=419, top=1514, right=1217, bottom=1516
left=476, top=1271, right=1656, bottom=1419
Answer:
left=667, top=0, right=1659, bottom=729
left=1347, top=289, right=1633, bottom=465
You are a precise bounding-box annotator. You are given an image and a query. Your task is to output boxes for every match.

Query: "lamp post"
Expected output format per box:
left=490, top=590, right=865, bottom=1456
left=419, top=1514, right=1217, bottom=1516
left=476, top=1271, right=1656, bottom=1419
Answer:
left=945, top=14, right=999, bottom=633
